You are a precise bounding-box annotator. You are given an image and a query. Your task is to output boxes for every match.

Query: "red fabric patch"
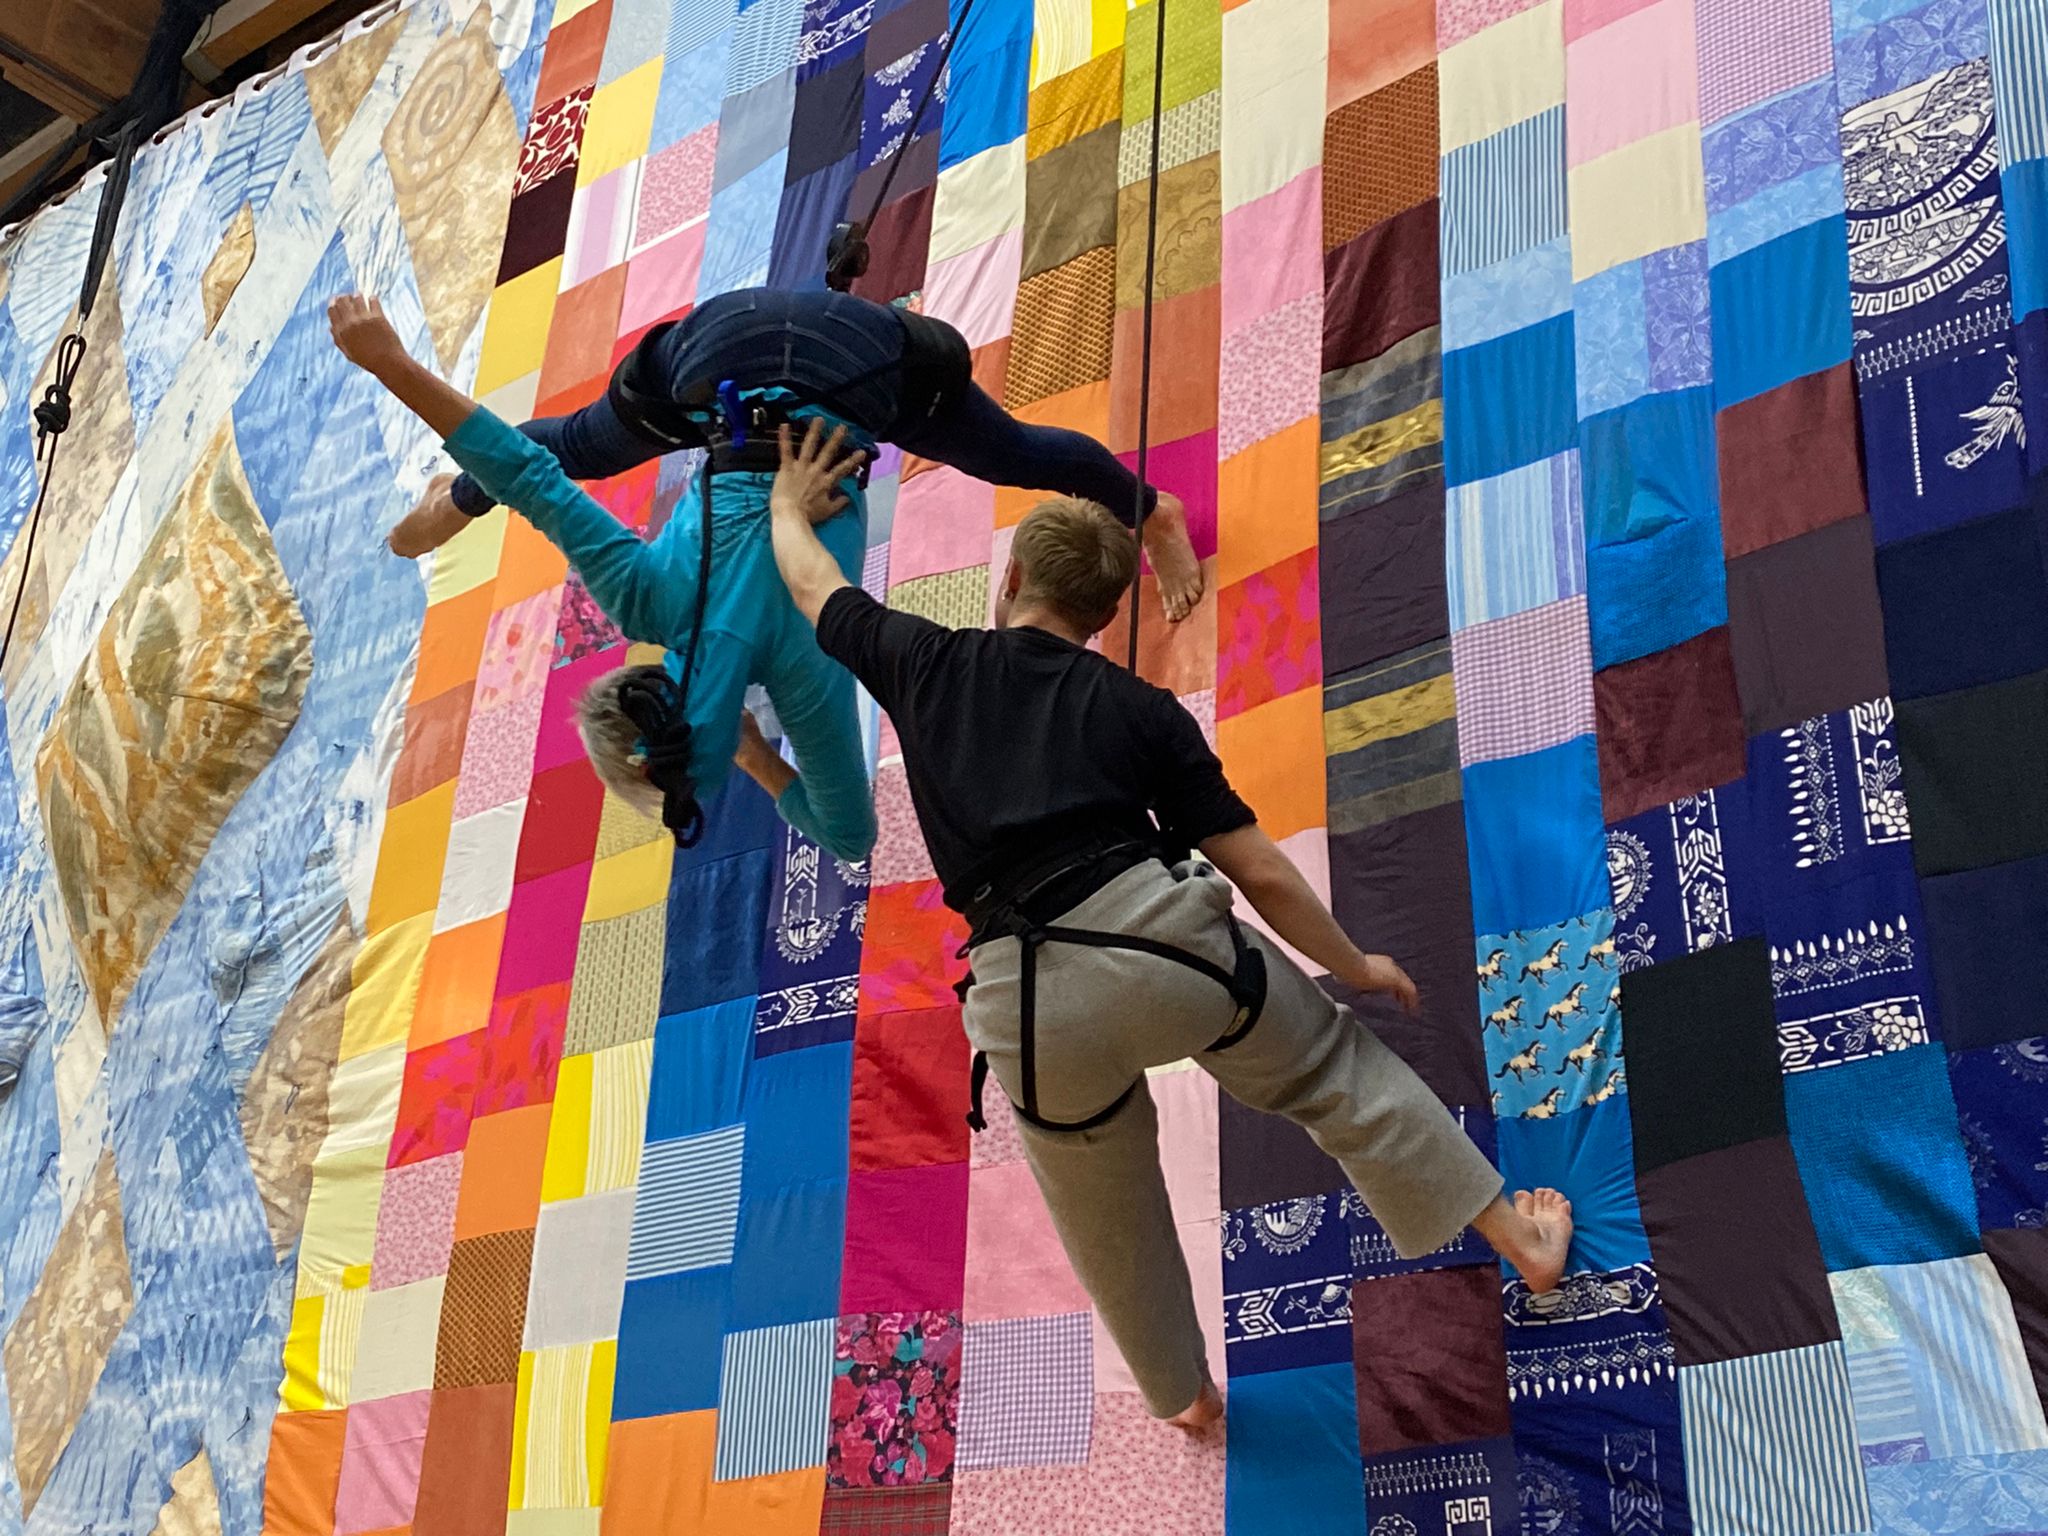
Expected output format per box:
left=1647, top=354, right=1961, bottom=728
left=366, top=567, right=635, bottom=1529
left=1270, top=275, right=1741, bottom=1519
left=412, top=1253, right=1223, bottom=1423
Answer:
left=850, top=1005, right=974, bottom=1172
left=841, top=1165, right=971, bottom=1312
left=860, top=882, right=971, bottom=1017
left=1217, top=546, right=1323, bottom=720
left=515, top=760, right=606, bottom=882
left=1594, top=626, right=1748, bottom=824
left=475, top=982, right=570, bottom=1117
left=390, top=1032, right=482, bottom=1167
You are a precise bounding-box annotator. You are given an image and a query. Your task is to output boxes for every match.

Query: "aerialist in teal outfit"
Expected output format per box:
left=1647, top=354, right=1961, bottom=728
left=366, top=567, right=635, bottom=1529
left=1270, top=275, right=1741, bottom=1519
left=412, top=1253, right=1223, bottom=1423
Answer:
left=329, top=293, right=878, bottom=861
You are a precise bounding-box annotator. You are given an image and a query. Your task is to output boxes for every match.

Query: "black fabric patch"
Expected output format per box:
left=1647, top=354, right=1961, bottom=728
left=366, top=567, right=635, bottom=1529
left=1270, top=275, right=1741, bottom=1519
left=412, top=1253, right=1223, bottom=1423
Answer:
left=1896, top=668, right=2048, bottom=877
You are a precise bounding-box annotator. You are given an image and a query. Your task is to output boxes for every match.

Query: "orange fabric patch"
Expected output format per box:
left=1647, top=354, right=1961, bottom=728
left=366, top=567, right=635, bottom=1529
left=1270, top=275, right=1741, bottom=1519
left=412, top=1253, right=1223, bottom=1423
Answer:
left=602, top=1413, right=826, bottom=1536
left=1328, top=0, right=1436, bottom=109
left=859, top=881, right=971, bottom=1018
left=1217, top=419, right=1320, bottom=588
left=1027, top=50, right=1123, bottom=160
left=1109, top=287, right=1221, bottom=453
left=534, top=0, right=613, bottom=103
left=1216, top=684, right=1327, bottom=841
left=993, top=380, right=1113, bottom=529
left=492, top=517, right=571, bottom=608
left=262, top=1409, right=349, bottom=1536
left=412, top=585, right=494, bottom=704
left=411, top=915, right=508, bottom=1050
left=451, top=1104, right=552, bottom=1239
left=1095, top=559, right=1220, bottom=699
left=390, top=680, right=475, bottom=805
left=537, top=266, right=629, bottom=404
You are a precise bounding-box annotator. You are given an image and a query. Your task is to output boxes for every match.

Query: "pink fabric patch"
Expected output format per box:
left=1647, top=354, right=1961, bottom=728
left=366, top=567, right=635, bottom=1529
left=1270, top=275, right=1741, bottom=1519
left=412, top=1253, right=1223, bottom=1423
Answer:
left=1090, top=1216, right=1227, bottom=1399
left=563, top=165, right=632, bottom=288
left=1221, top=172, right=1324, bottom=337
left=476, top=589, right=565, bottom=713
left=475, top=982, right=570, bottom=1116
left=1566, top=0, right=1702, bottom=165
left=494, top=863, right=593, bottom=994
left=1117, top=434, right=1217, bottom=563
left=1218, top=294, right=1323, bottom=460
left=453, top=689, right=545, bottom=818
left=949, top=1389, right=1228, bottom=1530
left=1178, top=689, right=1218, bottom=752
left=333, top=1389, right=433, bottom=1534
left=1151, top=1069, right=1221, bottom=1220
left=372, top=1152, right=464, bottom=1288
left=969, top=1083, right=1027, bottom=1170
left=842, top=1162, right=971, bottom=1312
left=1438, top=0, right=1547, bottom=49
left=870, top=762, right=935, bottom=887
left=620, top=222, right=705, bottom=336
left=636, top=124, right=717, bottom=246
left=986, top=526, right=1015, bottom=626
left=890, top=465, right=996, bottom=585
left=1695, top=0, right=1832, bottom=123
left=1216, top=548, right=1322, bottom=721
left=922, top=231, right=1024, bottom=350
left=389, top=1034, right=481, bottom=1168
left=1564, top=0, right=1666, bottom=39
left=534, top=649, right=620, bottom=774
left=964, top=1161, right=1092, bottom=1321
left=1231, top=827, right=1331, bottom=978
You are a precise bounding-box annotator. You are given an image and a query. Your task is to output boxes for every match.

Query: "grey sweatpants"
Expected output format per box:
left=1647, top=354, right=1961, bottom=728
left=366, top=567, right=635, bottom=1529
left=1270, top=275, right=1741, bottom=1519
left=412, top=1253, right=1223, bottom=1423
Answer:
left=962, top=859, right=1505, bottom=1418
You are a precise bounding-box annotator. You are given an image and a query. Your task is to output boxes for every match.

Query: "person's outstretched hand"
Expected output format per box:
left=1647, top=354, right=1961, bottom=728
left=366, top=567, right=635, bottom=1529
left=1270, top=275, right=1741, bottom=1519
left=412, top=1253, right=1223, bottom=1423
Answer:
left=1348, top=953, right=1420, bottom=1014
left=327, top=294, right=411, bottom=377
left=389, top=473, right=469, bottom=560
left=772, top=419, right=867, bottom=527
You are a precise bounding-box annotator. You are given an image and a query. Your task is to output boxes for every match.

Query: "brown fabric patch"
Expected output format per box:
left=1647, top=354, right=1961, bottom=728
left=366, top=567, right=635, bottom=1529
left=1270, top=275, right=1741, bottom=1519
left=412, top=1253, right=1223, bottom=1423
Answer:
left=821, top=1483, right=954, bottom=1533
left=303, top=11, right=402, bottom=153
left=1593, top=626, right=1748, bottom=825
left=391, top=680, right=476, bottom=805
left=1323, top=65, right=1439, bottom=252
left=202, top=204, right=257, bottom=335
left=5, top=1148, right=134, bottom=1514
left=1352, top=1265, right=1513, bottom=1455
left=1028, top=49, right=1123, bottom=160
left=1008, top=247, right=1117, bottom=410
left=1725, top=515, right=1890, bottom=735
left=150, top=1446, right=222, bottom=1536
left=1115, top=153, right=1222, bottom=311
left=241, top=914, right=356, bottom=1261
left=411, top=1384, right=518, bottom=1536
left=1325, top=199, right=1441, bottom=373
left=852, top=183, right=936, bottom=306
left=434, top=1229, right=534, bottom=1389
left=384, top=12, right=521, bottom=371
left=1022, top=123, right=1119, bottom=279
left=1716, top=363, right=1867, bottom=559
left=35, top=420, right=312, bottom=1028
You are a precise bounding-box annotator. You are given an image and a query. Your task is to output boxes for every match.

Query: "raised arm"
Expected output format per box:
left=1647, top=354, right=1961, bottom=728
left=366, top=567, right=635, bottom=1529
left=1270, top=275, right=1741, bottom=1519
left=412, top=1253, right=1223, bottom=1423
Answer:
left=448, top=398, right=683, bottom=515
left=1199, top=823, right=1420, bottom=1011
left=767, top=420, right=869, bottom=626
left=329, top=294, right=673, bottom=643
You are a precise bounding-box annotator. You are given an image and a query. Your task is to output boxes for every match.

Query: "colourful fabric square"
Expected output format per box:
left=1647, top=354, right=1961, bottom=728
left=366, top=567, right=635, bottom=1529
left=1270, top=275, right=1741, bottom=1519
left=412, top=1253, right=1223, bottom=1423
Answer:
left=730, top=1180, right=849, bottom=1331
left=1785, top=1045, right=1981, bottom=1271
left=828, top=1311, right=963, bottom=1487
left=1709, top=215, right=1854, bottom=409
left=1440, top=108, right=1567, bottom=278
left=1678, top=1344, right=1871, bottom=1536
left=1727, top=517, right=1890, bottom=735
left=1320, top=328, right=1444, bottom=520
left=1462, top=736, right=1610, bottom=936
left=1476, top=914, right=1624, bottom=1120
left=1325, top=200, right=1443, bottom=374
left=334, top=1388, right=432, bottom=1534
left=715, top=1319, right=836, bottom=1480
left=1443, top=313, right=1579, bottom=487
left=1500, top=1263, right=1676, bottom=1403
left=1445, top=451, right=1586, bottom=631
left=413, top=1384, right=517, bottom=1536
left=849, top=1006, right=972, bottom=1173
left=1220, top=294, right=1323, bottom=462
left=526, top=1187, right=634, bottom=1349
left=1224, top=1363, right=1368, bottom=1536
left=1217, top=549, right=1323, bottom=721
left=1696, top=0, right=1832, bottom=122
left=1594, top=626, right=1748, bottom=825
left=613, top=1268, right=729, bottom=1418
left=390, top=1031, right=482, bottom=1168
left=1351, top=1266, right=1512, bottom=1455
left=859, top=881, right=971, bottom=1018
left=1451, top=597, right=1594, bottom=768
left=476, top=981, right=568, bottom=1118
left=1865, top=1449, right=2048, bottom=1536
left=956, top=1313, right=1094, bottom=1470
left=1322, top=65, right=1440, bottom=252
left=1224, top=1193, right=1364, bottom=1376
left=1715, top=363, right=1868, bottom=559
left=742, top=1038, right=853, bottom=1190
left=963, top=1159, right=1092, bottom=1323
left=436, top=1229, right=535, bottom=1389
left=659, top=845, right=775, bottom=1013
left=841, top=1163, right=970, bottom=1312
left=1638, top=1137, right=1841, bottom=1365
left=1565, top=0, right=1701, bottom=165
left=1323, top=640, right=1460, bottom=835
left=1950, top=1035, right=2048, bottom=1228
left=455, top=690, right=547, bottom=818
left=1984, top=1229, right=2048, bottom=1408
left=515, top=762, right=607, bottom=883
left=1832, top=1254, right=2048, bottom=1461
left=1579, top=386, right=1728, bottom=669
left=373, top=1151, right=464, bottom=1288
left=628, top=1125, right=745, bottom=1279
left=645, top=997, right=757, bottom=1142
left=1495, top=1096, right=1654, bottom=1275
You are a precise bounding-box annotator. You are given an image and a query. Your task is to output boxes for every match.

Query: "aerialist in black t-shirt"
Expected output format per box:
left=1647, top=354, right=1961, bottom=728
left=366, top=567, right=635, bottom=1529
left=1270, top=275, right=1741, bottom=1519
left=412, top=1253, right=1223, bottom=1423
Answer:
left=762, top=422, right=1577, bottom=1430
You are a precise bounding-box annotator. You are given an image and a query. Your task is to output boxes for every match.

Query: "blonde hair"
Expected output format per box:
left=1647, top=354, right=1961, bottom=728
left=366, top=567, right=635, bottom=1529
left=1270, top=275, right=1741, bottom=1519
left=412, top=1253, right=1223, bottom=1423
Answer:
left=1011, top=497, right=1137, bottom=629
left=575, top=665, right=667, bottom=821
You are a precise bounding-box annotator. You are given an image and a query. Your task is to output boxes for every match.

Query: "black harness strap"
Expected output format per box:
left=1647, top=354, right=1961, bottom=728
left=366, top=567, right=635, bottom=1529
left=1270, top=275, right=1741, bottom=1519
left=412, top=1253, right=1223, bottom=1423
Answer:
left=960, top=891, right=1269, bottom=1134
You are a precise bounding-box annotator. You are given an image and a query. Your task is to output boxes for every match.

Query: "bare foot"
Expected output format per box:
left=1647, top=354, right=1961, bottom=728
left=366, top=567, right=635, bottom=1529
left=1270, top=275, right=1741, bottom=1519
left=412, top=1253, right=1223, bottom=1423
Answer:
left=1167, top=1380, right=1223, bottom=1432
left=1143, top=491, right=1205, bottom=623
left=388, top=473, right=471, bottom=559
left=1512, top=1188, right=1574, bottom=1294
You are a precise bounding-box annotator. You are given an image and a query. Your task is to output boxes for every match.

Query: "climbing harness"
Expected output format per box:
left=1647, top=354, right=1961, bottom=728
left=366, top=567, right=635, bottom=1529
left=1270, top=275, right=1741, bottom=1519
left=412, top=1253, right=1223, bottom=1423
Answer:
left=0, top=119, right=141, bottom=683
left=826, top=0, right=983, bottom=294
left=956, top=837, right=1268, bottom=1135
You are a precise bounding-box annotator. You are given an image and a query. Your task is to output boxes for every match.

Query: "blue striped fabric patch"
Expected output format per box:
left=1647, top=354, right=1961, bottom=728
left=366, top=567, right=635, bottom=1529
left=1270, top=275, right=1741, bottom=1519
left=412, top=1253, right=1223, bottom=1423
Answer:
left=713, top=1318, right=835, bottom=1480
left=1990, top=0, right=2048, bottom=163
left=1679, top=1342, right=1872, bottom=1536
left=1440, top=107, right=1568, bottom=278
left=627, top=1123, right=747, bottom=1279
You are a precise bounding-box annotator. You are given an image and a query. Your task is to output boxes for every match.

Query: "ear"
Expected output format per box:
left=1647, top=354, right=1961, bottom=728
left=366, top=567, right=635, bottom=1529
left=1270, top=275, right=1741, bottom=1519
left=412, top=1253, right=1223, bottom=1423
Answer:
left=1002, top=558, right=1025, bottom=598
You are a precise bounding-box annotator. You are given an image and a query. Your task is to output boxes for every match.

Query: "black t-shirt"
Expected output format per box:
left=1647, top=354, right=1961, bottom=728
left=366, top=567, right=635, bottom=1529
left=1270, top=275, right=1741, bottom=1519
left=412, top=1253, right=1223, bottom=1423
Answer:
left=816, top=587, right=1256, bottom=912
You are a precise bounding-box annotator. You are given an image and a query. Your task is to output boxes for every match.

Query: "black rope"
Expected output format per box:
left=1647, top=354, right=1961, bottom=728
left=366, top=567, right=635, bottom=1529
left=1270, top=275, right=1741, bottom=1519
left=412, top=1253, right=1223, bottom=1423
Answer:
left=826, top=0, right=981, bottom=291
left=1127, top=0, right=1169, bottom=673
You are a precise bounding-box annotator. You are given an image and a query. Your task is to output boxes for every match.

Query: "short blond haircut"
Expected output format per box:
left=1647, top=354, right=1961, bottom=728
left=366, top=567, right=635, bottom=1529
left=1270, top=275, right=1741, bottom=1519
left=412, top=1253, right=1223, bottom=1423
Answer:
left=1011, top=497, right=1137, bottom=628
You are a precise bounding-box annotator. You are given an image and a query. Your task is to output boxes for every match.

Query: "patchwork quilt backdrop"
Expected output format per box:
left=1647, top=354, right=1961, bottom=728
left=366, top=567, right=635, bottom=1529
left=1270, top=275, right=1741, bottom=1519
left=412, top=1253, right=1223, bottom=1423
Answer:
left=0, top=0, right=2045, bottom=1528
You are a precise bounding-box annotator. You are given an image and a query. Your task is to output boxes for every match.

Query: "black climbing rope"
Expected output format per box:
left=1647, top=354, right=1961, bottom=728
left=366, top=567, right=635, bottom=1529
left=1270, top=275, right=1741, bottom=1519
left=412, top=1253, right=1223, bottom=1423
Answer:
left=0, top=118, right=141, bottom=683
left=827, top=0, right=983, bottom=292
left=1127, top=0, right=1169, bottom=673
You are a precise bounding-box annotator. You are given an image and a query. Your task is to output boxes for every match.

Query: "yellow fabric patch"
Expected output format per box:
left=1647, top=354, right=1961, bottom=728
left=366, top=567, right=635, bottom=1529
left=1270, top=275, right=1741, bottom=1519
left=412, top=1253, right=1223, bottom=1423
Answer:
left=1568, top=124, right=1709, bottom=281
left=577, top=59, right=662, bottom=188
left=1320, top=399, right=1446, bottom=483
left=1325, top=672, right=1457, bottom=755
left=340, top=912, right=432, bottom=1060
left=368, top=781, right=457, bottom=933
left=427, top=509, right=510, bottom=603
left=476, top=258, right=564, bottom=398
left=1438, top=0, right=1563, bottom=153
left=583, top=837, right=675, bottom=923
